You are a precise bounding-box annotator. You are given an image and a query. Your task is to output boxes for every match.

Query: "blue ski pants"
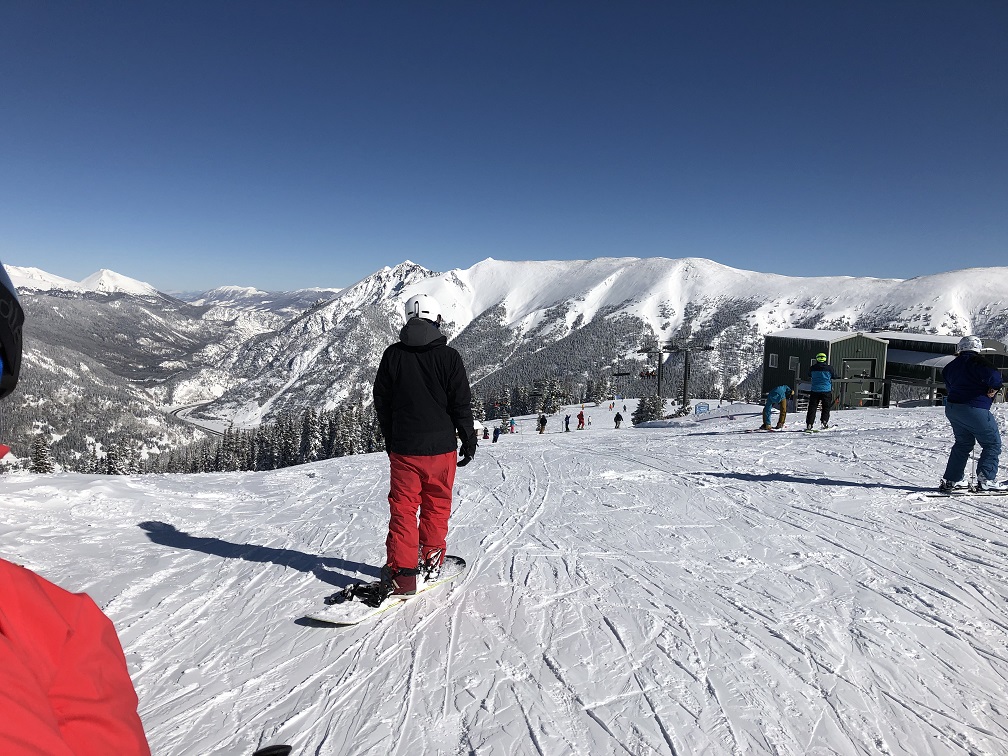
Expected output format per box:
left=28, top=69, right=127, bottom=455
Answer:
left=942, top=403, right=1001, bottom=483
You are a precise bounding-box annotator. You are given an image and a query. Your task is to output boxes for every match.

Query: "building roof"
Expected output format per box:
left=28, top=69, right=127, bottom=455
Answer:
left=768, top=329, right=888, bottom=344
left=769, top=329, right=1008, bottom=354
left=885, top=349, right=955, bottom=369
left=868, top=331, right=962, bottom=345
left=872, top=331, right=1007, bottom=354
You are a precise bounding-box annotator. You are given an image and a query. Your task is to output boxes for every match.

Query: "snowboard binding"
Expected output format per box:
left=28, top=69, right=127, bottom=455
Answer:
left=324, top=580, right=390, bottom=608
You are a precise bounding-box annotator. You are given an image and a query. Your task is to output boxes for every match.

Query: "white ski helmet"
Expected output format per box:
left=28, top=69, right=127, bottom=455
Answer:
left=956, top=335, right=983, bottom=354
left=404, top=293, right=442, bottom=324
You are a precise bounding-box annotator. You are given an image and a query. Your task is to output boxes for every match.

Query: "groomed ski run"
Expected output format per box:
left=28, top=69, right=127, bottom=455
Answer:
left=1, top=402, right=1006, bottom=755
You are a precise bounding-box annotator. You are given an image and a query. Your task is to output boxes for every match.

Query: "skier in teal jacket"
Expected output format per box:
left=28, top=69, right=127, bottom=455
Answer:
left=762, top=385, right=794, bottom=430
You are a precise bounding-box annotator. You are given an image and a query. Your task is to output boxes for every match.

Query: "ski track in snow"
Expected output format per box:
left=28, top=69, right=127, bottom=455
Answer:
left=2, top=404, right=1008, bottom=755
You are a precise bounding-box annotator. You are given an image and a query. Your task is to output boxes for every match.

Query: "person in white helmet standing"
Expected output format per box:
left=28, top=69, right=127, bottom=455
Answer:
left=939, top=335, right=1005, bottom=492
left=372, top=294, right=477, bottom=599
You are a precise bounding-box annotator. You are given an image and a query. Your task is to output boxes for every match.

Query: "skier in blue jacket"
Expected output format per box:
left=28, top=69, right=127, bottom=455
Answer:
left=939, top=336, right=1005, bottom=492
left=761, top=385, right=794, bottom=430
left=806, top=353, right=836, bottom=430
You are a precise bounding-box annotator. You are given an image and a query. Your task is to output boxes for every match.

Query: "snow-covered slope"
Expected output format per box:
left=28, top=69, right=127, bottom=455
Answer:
left=2, top=404, right=1006, bottom=755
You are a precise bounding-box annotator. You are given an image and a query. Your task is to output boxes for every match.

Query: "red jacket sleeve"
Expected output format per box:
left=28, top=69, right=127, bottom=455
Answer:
left=0, top=560, right=150, bottom=756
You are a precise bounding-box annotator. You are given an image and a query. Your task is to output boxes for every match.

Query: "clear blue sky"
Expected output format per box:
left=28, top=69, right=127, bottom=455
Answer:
left=2, top=1, right=1005, bottom=292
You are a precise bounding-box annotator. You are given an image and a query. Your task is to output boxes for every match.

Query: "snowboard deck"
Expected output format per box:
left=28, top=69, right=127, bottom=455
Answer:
left=304, top=555, right=467, bottom=626
left=924, top=488, right=1008, bottom=498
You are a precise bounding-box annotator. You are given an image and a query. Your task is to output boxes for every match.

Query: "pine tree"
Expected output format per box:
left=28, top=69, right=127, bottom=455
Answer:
left=220, top=425, right=239, bottom=471
left=631, top=394, right=662, bottom=425
left=542, top=378, right=564, bottom=413
left=128, top=444, right=142, bottom=475
left=276, top=413, right=297, bottom=467
left=299, top=408, right=322, bottom=464
left=365, top=404, right=385, bottom=453
left=30, top=433, right=56, bottom=474
left=344, top=404, right=363, bottom=455
left=471, top=393, right=487, bottom=424
left=256, top=425, right=276, bottom=470
left=104, top=443, right=128, bottom=475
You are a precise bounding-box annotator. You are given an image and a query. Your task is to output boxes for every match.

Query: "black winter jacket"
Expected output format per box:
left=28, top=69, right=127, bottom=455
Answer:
left=373, top=318, right=477, bottom=457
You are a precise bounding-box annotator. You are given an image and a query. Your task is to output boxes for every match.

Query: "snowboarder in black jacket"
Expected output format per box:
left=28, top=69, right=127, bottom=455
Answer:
left=373, top=294, right=477, bottom=597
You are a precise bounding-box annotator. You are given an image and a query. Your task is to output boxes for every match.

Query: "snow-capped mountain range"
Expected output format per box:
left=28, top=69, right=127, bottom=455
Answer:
left=8, top=266, right=161, bottom=296
left=182, top=284, right=345, bottom=319
left=3, top=257, right=1008, bottom=458
left=180, top=257, right=1008, bottom=426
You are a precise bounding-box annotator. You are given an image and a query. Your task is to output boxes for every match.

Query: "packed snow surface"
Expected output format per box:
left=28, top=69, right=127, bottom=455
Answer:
left=2, top=403, right=1007, bottom=755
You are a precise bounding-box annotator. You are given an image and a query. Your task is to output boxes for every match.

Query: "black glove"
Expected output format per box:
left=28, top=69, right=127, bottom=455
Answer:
left=458, top=437, right=477, bottom=467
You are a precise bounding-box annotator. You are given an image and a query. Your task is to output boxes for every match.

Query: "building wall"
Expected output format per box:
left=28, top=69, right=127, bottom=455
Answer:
left=762, top=333, right=887, bottom=399
left=762, top=335, right=830, bottom=396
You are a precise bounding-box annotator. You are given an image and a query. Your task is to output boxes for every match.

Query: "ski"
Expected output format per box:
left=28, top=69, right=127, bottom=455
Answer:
left=303, top=555, right=467, bottom=626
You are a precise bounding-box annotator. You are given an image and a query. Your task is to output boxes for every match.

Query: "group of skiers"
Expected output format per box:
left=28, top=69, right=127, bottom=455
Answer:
left=762, top=343, right=1004, bottom=491
left=561, top=409, right=592, bottom=432
left=761, top=352, right=837, bottom=431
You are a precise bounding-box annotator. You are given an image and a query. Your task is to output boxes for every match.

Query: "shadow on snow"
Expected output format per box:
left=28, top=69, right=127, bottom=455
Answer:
left=698, top=471, right=933, bottom=493
left=138, top=520, right=381, bottom=587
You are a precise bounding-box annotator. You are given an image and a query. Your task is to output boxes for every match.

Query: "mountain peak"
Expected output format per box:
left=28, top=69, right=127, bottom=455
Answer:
left=80, top=269, right=159, bottom=296
left=4, top=264, right=86, bottom=292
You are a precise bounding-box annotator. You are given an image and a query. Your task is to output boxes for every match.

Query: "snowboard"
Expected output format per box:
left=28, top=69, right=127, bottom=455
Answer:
left=925, top=489, right=1008, bottom=498
left=802, top=426, right=835, bottom=433
left=304, top=555, right=467, bottom=626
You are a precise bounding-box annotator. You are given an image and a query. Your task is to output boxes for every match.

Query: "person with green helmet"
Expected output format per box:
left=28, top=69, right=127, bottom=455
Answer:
left=806, top=352, right=836, bottom=431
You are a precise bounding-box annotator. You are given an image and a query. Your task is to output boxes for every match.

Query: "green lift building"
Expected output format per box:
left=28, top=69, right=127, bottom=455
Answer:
left=762, top=329, right=1008, bottom=408
left=762, top=329, right=889, bottom=409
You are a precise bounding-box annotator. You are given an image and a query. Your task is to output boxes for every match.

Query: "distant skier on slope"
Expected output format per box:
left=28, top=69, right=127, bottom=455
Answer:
left=939, top=336, right=1005, bottom=492
left=537, top=413, right=548, bottom=434
left=761, top=385, right=794, bottom=430
left=805, top=353, right=836, bottom=431
left=373, top=294, right=478, bottom=599
left=0, top=261, right=151, bottom=755
left=614, top=412, right=623, bottom=428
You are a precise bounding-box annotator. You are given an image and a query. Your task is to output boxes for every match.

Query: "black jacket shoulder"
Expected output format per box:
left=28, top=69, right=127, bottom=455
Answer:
left=373, top=318, right=476, bottom=456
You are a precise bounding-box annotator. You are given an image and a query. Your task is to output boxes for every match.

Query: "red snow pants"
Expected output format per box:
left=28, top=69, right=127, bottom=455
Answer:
left=386, top=451, right=457, bottom=570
